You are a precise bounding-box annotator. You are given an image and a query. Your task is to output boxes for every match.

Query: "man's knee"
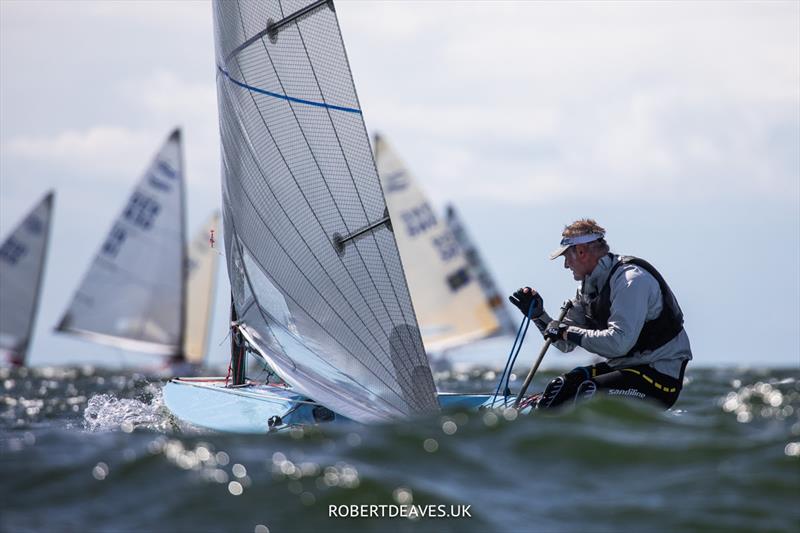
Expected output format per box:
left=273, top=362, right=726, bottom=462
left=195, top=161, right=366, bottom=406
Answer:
left=537, top=366, right=594, bottom=410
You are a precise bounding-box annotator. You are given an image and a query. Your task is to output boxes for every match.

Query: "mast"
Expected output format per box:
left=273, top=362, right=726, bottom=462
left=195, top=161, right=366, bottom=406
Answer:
left=229, top=293, right=246, bottom=386
left=176, top=128, right=188, bottom=363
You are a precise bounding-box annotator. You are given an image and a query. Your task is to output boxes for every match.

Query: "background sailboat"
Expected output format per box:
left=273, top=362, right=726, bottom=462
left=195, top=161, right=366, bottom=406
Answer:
left=445, top=203, right=517, bottom=338
left=56, top=129, right=186, bottom=356
left=56, top=130, right=219, bottom=371
left=374, top=134, right=502, bottom=353
left=0, top=191, right=54, bottom=366
left=181, top=211, right=221, bottom=368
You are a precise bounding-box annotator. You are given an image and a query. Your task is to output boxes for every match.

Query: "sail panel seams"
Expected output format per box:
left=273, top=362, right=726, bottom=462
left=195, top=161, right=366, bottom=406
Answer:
left=218, top=50, right=422, bottom=372
left=221, top=139, right=426, bottom=414
left=217, top=90, right=401, bottom=367
left=234, top=236, right=418, bottom=418
left=228, top=216, right=421, bottom=419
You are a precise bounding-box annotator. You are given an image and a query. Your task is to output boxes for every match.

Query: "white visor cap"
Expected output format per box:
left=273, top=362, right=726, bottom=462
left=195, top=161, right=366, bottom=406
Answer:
left=549, top=233, right=604, bottom=260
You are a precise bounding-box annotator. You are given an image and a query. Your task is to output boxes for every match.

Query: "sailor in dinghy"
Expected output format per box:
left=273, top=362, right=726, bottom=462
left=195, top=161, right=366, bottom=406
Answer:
left=510, top=219, right=692, bottom=409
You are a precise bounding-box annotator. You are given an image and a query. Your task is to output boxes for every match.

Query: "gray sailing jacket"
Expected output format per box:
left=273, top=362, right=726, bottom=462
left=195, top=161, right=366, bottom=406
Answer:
left=536, top=254, right=692, bottom=379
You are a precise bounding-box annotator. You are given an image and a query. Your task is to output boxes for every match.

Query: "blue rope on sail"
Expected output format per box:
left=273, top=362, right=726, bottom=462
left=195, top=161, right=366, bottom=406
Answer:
left=217, top=66, right=362, bottom=115
left=490, top=302, right=536, bottom=408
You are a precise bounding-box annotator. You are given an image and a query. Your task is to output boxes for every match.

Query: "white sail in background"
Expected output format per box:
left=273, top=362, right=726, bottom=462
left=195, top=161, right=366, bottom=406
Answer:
left=182, top=211, right=220, bottom=364
left=0, top=191, right=54, bottom=365
left=445, top=204, right=517, bottom=337
left=374, top=135, right=501, bottom=351
left=214, top=0, right=438, bottom=422
left=56, top=130, right=186, bottom=356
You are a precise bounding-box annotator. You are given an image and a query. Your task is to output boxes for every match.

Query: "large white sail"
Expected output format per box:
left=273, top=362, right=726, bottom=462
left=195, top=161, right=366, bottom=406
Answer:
left=182, top=211, right=221, bottom=364
left=374, top=135, right=501, bottom=351
left=214, top=0, right=438, bottom=422
left=56, top=130, right=186, bottom=355
left=445, top=204, right=517, bottom=337
left=0, top=191, right=54, bottom=365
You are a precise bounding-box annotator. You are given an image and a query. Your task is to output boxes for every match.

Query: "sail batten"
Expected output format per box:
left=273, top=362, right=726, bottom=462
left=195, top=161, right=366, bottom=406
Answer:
left=214, top=0, right=437, bottom=422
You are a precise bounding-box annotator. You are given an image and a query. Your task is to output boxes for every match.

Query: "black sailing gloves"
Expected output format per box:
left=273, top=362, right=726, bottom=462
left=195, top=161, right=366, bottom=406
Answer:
left=544, top=320, right=569, bottom=343
left=545, top=320, right=584, bottom=346
left=509, top=287, right=544, bottom=319
left=510, top=288, right=583, bottom=345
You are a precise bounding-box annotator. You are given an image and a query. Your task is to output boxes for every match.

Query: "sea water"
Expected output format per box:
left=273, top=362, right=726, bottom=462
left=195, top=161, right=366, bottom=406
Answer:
left=1, top=365, right=798, bottom=532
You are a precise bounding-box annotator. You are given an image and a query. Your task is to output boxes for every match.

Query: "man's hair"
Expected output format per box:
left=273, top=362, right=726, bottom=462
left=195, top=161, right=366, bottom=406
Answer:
left=562, top=218, right=610, bottom=255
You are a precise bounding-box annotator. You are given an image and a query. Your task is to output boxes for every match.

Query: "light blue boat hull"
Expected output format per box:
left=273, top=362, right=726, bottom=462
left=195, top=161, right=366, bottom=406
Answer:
left=163, top=378, right=315, bottom=434
left=164, top=378, right=506, bottom=434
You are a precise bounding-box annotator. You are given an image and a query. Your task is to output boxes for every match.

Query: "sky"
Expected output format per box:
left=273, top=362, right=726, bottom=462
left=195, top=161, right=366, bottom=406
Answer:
left=0, top=0, right=798, bottom=369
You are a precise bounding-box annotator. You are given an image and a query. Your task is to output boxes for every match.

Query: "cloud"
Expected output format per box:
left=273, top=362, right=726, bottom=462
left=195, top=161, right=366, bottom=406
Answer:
left=0, top=0, right=209, bottom=33
left=115, top=71, right=221, bottom=192
left=2, top=1, right=797, bottom=211
left=119, top=70, right=217, bottom=119
left=5, top=126, right=160, bottom=175
left=339, top=2, right=800, bottom=207
left=4, top=67, right=221, bottom=193
left=3, top=121, right=220, bottom=195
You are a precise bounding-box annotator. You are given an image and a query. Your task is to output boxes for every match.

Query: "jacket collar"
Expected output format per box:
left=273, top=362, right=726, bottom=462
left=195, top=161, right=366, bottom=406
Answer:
left=581, top=253, right=617, bottom=296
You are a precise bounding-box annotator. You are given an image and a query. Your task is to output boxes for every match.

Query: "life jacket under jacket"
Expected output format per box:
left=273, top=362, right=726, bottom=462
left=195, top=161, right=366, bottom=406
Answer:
left=582, top=255, right=684, bottom=356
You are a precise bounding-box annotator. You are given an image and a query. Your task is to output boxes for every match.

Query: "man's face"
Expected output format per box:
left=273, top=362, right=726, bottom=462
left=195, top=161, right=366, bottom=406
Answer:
left=563, top=245, right=592, bottom=280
